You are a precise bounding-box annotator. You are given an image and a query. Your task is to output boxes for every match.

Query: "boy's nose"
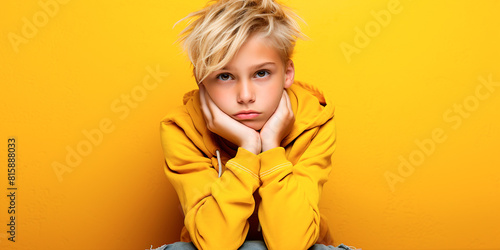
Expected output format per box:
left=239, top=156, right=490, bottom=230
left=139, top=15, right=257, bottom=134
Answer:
left=237, top=80, right=255, bottom=104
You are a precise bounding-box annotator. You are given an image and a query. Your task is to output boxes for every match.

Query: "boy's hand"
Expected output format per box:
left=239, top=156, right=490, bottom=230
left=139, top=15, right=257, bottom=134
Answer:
left=199, top=84, right=262, bottom=155
left=260, top=90, right=295, bottom=152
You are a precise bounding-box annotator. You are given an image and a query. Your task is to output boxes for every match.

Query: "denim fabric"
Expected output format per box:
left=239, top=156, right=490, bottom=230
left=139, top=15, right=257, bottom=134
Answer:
left=148, top=241, right=196, bottom=250
left=309, top=243, right=353, bottom=250
left=149, top=241, right=354, bottom=250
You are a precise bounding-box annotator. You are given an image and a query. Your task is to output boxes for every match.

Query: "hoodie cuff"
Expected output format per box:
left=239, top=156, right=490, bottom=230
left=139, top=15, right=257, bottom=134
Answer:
left=259, top=147, right=293, bottom=184
left=225, top=147, right=260, bottom=182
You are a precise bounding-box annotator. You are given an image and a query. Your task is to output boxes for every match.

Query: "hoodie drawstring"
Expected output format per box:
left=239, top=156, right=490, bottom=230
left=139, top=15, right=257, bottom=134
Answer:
left=215, top=149, right=222, bottom=178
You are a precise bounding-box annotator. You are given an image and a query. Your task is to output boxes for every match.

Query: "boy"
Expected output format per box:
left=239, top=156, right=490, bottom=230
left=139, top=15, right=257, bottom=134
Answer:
left=158, top=0, right=349, bottom=249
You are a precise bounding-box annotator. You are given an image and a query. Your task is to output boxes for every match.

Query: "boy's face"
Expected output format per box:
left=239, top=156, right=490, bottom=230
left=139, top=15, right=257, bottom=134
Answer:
left=201, top=34, right=295, bottom=130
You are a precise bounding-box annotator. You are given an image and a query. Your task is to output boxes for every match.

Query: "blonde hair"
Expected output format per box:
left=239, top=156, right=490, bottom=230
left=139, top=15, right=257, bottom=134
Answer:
left=177, top=0, right=304, bottom=83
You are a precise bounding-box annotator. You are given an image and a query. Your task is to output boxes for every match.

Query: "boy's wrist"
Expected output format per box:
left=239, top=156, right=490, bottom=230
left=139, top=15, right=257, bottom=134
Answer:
left=240, top=135, right=262, bottom=155
left=261, top=140, right=279, bottom=152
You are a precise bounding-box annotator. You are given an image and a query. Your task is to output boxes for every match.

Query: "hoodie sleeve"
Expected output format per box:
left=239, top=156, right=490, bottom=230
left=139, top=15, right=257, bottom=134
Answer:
left=160, top=120, right=261, bottom=250
left=257, top=118, right=336, bottom=250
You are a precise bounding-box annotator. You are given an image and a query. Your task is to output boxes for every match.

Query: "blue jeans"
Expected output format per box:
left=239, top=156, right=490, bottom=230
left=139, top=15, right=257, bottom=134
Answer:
left=149, top=240, right=354, bottom=249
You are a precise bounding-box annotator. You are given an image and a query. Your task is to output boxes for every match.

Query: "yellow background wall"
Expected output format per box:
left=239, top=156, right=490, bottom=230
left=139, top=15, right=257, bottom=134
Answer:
left=1, top=0, right=499, bottom=249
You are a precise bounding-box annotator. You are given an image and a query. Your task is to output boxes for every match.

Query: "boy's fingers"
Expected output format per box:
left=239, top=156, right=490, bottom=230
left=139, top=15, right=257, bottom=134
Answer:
left=275, top=91, right=286, bottom=113
left=199, top=84, right=213, bottom=121
left=282, top=92, right=293, bottom=121
left=276, top=91, right=290, bottom=117
left=198, top=85, right=206, bottom=111
left=283, top=90, right=292, bottom=112
left=203, top=87, right=230, bottom=127
left=204, top=88, right=220, bottom=116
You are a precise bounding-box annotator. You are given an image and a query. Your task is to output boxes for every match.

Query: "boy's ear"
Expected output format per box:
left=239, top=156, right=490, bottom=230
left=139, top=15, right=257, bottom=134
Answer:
left=284, top=59, right=295, bottom=88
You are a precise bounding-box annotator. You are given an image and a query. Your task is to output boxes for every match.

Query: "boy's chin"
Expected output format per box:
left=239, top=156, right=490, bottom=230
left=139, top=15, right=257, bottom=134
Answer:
left=241, top=121, right=264, bottom=131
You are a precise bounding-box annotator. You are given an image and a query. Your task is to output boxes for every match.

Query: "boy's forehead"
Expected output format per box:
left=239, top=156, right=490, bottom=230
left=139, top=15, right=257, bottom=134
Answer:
left=219, top=35, right=282, bottom=69
left=241, top=34, right=279, bottom=54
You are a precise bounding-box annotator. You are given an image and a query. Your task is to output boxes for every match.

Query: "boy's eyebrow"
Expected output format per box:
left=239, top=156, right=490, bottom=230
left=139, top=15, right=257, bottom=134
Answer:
left=220, top=62, right=276, bottom=71
left=251, top=62, right=276, bottom=69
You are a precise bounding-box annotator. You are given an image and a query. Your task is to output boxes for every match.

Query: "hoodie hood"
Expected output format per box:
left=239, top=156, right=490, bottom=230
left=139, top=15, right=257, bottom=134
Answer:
left=163, top=81, right=335, bottom=159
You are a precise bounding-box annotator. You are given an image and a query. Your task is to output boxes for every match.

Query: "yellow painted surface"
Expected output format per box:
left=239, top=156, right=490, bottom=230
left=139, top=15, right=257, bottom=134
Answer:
left=1, top=0, right=499, bottom=249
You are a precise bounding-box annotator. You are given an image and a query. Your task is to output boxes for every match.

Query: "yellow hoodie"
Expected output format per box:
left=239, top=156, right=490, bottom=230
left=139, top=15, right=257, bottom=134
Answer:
left=160, top=81, right=336, bottom=250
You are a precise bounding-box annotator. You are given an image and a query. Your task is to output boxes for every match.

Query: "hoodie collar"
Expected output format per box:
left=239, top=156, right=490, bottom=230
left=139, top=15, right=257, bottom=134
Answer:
left=283, top=81, right=335, bottom=146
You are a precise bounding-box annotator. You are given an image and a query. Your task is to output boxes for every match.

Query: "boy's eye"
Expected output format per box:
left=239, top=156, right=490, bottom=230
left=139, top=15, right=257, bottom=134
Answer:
left=255, top=70, right=269, bottom=78
left=217, top=73, right=232, bottom=81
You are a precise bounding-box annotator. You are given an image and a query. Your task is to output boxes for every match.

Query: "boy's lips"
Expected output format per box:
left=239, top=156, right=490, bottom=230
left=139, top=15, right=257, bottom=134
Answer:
left=234, top=110, right=260, bottom=119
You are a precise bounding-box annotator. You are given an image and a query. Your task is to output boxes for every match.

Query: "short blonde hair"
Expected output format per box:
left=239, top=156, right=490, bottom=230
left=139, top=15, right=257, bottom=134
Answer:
left=177, top=0, right=304, bottom=84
